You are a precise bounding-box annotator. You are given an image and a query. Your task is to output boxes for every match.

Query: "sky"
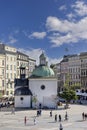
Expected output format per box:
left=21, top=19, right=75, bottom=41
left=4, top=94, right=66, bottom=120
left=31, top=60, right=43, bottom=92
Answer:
left=0, top=0, right=87, bottom=65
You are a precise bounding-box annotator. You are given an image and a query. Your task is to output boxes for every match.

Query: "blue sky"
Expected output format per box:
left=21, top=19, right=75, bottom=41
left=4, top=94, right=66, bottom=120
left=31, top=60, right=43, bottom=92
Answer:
left=0, top=0, right=87, bottom=65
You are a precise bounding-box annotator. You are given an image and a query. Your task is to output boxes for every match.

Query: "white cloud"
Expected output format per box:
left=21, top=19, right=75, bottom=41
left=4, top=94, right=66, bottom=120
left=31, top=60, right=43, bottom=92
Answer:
left=72, top=1, right=87, bottom=16
left=59, top=5, right=67, bottom=11
left=8, top=36, right=17, bottom=44
left=46, top=16, right=87, bottom=47
left=48, top=57, right=62, bottom=66
left=66, top=13, right=75, bottom=20
left=18, top=47, right=61, bottom=65
left=29, top=32, right=46, bottom=39
left=46, top=16, right=76, bottom=33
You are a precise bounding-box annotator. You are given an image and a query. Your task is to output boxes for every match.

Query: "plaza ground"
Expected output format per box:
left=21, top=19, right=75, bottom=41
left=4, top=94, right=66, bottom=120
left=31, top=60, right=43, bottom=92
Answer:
left=0, top=104, right=87, bottom=130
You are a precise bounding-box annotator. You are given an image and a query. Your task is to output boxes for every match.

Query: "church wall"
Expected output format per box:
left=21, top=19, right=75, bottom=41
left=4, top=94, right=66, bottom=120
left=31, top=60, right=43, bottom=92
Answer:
left=15, top=96, right=31, bottom=108
left=29, top=78, right=57, bottom=108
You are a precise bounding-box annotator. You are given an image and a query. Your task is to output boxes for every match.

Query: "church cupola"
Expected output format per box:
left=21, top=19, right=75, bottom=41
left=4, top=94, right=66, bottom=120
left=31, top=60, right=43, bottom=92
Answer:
left=39, top=52, right=46, bottom=66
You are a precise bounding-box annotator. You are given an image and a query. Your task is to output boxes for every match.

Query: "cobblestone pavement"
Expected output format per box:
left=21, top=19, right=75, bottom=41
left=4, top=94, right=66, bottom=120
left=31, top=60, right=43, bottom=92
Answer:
left=0, top=104, right=87, bottom=130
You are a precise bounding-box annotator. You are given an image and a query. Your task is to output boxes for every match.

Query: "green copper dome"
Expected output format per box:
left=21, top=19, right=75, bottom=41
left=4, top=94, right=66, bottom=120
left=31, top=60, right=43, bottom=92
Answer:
left=31, top=65, right=55, bottom=77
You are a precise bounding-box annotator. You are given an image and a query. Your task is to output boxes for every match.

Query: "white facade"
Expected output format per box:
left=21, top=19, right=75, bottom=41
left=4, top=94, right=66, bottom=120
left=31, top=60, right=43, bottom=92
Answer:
left=15, top=96, right=31, bottom=108
left=29, top=78, right=57, bottom=108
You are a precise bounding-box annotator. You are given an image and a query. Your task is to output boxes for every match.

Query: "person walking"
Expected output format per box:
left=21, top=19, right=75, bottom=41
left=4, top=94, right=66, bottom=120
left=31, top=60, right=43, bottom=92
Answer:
left=55, top=114, right=57, bottom=122
left=59, top=114, right=61, bottom=122
left=50, top=110, right=52, bottom=117
left=82, top=112, right=85, bottom=120
left=24, top=116, right=27, bottom=125
left=65, top=111, right=68, bottom=120
left=59, top=123, right=63, bottom=130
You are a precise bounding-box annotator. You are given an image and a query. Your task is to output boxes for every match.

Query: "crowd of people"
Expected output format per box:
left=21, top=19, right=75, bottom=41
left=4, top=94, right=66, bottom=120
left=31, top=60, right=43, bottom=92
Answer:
left=24, top=109, right=69, bottom=130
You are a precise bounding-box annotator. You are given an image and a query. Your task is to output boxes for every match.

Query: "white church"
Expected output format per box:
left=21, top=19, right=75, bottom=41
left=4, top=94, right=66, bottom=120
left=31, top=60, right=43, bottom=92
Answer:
left=15, top=53, right=58, bottom=109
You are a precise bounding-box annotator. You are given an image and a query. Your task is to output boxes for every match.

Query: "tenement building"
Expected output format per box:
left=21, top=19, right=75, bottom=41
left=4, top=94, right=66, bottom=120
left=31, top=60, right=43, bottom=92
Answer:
left=80, top=52, right=87, bottom=90
left=68, top=55, right=81, bottom=87
left=0, top=44, right=17, bottom=96
left=55, top=54, right=81, bottom=91
left=0, top=44, right=36, bottom=97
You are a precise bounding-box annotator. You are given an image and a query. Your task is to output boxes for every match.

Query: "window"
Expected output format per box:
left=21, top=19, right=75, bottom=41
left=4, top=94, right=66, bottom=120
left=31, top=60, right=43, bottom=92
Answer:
left=17, top=61, right=19, bottom=66
left=14, top=73, right=16, bottom=78
left=11, top=73, right=12, bottom=79
left=2, top=80, right=4, bottom=87
left=10, top=57, right=12, bottom=61
left=10, top=83, right=12, bottom=88
left=7, top=65, right=9, bottom=70
left=2, top=60, right=4, bottom=66
left=10, top=65, right=12, bottom=70
left=7, top=73, right=9, bottom=78
left=2, top=69, right=4, bottom=75
left=41, top=85, right=45, bottom=90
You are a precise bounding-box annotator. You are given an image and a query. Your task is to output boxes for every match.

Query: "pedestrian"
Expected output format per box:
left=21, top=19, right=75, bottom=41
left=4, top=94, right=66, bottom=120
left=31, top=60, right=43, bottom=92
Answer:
left=50, top=110, right=52, bottom=117
left=55, top=114, right=57, bottom=122
left=59, top=114, right=61, bottom=122
left=37, top=110, right=39, bottom=116
left=82, top=112, right=85, bottom=120
left=39, top=109, right=42, bottom=116
left=24, top=116, right=27, bottom=125
left=34, top=117, right=36, bottom=125
left=59, top=123, right=63, bottom=130
left=84, top=113, right=87, bottom=120
left=65, top=111, right=68, bottom=120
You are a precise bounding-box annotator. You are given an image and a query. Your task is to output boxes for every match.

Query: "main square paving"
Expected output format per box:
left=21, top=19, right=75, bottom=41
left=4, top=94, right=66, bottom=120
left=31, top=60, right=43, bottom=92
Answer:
left=0, top=104, right=87, bottom=130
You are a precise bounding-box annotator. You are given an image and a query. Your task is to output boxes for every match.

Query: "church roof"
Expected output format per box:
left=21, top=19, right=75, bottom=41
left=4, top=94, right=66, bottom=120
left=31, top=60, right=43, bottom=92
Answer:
left=31, top=65, right=55, bottom=78
left=15, top=87, right=32, bottom=96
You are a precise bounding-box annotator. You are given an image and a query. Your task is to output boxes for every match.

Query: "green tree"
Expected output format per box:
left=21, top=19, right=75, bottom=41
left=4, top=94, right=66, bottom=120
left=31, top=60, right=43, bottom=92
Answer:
left=0, top=93, right=2, bottom=98
left=70, top=83, right=81, bottom=90
left=32, top=95, right=37, bottom=109
left=64, top=73, right=70, bottom=90
left=60, top=89, right=77, bottom=103
left=59, top=73, right=78, bottom=105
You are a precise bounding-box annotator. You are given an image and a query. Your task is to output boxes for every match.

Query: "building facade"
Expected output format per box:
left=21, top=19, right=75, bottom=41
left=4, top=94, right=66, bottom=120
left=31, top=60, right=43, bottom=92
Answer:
left=0, top=53, right=5, bottom=95
left=80, top=52, right=87, bottom=90
left=17, top=51, right=29, bottom=78
left=0, top=44, right=36, bottom=97
left=29, top=57, right=36, bottom=77
left=68, top=55, right=81, bottom=87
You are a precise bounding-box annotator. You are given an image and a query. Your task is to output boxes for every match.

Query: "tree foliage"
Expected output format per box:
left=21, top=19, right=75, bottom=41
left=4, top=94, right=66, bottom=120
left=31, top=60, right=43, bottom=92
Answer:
left=60, top=89, right=77, bottom=103
left=32, top=96, right=37, bottom=103
left=59, top=73, right=78, bottom=103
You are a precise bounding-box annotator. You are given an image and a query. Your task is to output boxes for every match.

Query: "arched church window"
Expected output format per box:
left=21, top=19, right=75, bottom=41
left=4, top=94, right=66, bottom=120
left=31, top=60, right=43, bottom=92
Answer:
left=41, top=85, right=45, bottom=90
